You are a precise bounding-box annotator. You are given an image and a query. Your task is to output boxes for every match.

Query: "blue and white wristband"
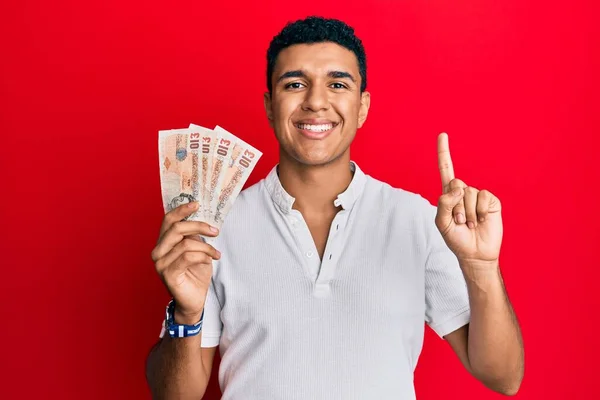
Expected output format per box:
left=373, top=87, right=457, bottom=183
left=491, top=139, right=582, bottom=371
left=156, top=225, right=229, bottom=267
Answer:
left=165, top=299, right=204, bottom=338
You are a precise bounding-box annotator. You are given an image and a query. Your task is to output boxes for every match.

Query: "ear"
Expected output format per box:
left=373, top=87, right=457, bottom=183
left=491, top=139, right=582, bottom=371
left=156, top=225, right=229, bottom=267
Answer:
left=263, top=92, right=274, bottom=128
left=357, top=91, right=371, bottom=129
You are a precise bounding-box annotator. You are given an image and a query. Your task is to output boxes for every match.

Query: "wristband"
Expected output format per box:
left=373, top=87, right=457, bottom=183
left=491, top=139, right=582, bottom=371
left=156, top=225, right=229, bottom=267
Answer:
left=165, top=299, right=204, bottom=338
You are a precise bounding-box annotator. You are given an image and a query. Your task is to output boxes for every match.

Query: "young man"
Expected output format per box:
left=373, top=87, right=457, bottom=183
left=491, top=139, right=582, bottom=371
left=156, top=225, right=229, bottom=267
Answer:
left=146, top=16, right=524, bottom=399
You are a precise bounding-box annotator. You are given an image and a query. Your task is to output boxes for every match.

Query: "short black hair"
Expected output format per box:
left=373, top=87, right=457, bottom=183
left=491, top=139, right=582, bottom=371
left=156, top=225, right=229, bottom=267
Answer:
left=266, top=16, right=367, bottom=93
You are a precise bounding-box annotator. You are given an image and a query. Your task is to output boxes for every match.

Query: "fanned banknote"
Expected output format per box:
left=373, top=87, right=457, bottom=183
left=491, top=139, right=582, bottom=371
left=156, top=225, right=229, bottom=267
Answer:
left=213, top=132, right=263, bottom=226
left=189, top=123, right=216, bottom=222
left=158, top=128, right=205, bottom=222
left=158, top=123, right=262, bottom=230
left=206, top=126, right=236, bottom=223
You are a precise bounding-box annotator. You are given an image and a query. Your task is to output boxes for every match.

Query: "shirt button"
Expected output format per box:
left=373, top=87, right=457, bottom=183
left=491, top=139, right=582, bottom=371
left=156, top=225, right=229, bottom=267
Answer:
left=306, top=251, right=313, bottom=258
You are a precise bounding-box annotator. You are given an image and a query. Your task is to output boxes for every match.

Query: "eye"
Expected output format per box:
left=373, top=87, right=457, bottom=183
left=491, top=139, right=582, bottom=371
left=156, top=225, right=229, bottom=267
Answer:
left=285, top=82, right=305, bottom=90
left=330, top=82, right=348, bottom=89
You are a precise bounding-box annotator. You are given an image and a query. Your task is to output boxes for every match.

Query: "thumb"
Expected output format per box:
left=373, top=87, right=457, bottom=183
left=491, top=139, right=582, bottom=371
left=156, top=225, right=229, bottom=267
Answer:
left=436, top=187, right=464, bottom=228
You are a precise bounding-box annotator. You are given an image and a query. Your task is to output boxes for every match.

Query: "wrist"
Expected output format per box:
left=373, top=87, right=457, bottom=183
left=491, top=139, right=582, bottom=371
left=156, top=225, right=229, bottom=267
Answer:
left=173, top=307, right=204, bottom=325
left=459, top=259, right=499, bottom=279
left=458, top=257, right=499, bottom=268
left=165, top=299, right=205, bottom=338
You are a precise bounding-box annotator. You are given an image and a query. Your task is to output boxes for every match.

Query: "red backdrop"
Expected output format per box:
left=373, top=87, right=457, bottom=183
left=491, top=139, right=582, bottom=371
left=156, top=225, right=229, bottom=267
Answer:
left=1, top=0, right=598, bottom=399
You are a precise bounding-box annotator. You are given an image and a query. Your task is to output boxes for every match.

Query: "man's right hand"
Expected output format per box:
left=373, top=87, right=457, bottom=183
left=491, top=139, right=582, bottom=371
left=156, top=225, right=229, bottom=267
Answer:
left=151, top=202, right=221, bottom=325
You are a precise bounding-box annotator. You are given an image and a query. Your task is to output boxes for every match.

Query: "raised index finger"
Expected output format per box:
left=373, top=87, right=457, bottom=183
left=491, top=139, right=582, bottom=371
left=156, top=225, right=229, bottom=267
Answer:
left=437, top=132, right=455, bottom=193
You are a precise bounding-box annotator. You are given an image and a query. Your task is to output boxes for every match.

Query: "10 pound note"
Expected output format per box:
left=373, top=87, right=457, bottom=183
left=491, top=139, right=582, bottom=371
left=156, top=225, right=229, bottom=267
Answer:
left=213, top=133, right=263, bottom=227
left=158, top=128, right=207, bottom=222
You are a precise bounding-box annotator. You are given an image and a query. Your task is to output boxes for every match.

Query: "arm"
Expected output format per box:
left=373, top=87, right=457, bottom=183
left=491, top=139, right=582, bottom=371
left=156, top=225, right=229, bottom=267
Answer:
left=434, top=133, right=524, bottom=395
left=145, top=309, right=218, bottom=399
left=146, top=202, right=222, bottom=399
left=445, top=261, right=524, bottom=396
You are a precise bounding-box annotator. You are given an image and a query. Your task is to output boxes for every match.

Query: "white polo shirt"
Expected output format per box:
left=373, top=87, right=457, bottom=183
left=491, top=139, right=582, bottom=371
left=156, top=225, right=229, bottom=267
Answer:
left=160, top=161, right=471, bottom=400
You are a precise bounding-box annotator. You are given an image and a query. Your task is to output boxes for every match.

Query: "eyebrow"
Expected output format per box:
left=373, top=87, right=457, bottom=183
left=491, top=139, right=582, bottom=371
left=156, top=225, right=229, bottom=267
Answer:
left=276, top=69, right=357, bottom=84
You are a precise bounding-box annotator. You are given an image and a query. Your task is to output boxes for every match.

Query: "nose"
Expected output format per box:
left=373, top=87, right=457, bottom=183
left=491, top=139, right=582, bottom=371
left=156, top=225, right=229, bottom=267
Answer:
left=301, top=84, right=330, bottom=112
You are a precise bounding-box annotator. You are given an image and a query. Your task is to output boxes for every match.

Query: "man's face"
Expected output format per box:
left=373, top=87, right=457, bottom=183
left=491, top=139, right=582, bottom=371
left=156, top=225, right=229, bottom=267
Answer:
left=264, top=42, right=370, bottom=166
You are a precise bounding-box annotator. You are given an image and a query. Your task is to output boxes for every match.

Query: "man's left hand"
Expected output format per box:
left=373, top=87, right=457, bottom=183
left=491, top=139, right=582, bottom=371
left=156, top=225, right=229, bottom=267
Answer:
left=435, top=132, right=503, bottom=268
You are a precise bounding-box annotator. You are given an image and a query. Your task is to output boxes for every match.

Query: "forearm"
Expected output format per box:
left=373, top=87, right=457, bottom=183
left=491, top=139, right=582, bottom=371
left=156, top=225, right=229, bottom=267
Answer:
left=145, top=330, right=209, bottom=399
left=461, top=261, right=524, bottom=395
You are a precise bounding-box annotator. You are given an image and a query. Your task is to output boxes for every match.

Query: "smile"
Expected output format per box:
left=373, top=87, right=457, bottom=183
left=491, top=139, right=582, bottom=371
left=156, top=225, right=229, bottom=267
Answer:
left=295, top=123, right=337, bottom=132
left=294, top=122, right=339, bottom=140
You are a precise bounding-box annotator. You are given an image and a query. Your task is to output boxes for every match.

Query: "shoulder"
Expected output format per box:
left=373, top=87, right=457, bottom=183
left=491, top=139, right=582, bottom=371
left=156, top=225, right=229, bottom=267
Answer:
left=361, top=175, right=446, bottom=258
left=362, top=174, right=436, bottom=218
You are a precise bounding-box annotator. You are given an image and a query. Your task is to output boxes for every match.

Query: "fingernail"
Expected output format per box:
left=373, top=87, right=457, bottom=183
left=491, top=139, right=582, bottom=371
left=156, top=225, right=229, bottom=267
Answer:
left=216, top=250, right=222, bottom=258
left=479, top=216, right=485, bottom=222
left=467, top=221, right=474, bottom=229
left=188, top=202, right=197, bottom=208
left=210, top=226, right=219, bottom=233
left=453, top=188, right=462, bottom=196
left=457, top=213, right=466, bottom=224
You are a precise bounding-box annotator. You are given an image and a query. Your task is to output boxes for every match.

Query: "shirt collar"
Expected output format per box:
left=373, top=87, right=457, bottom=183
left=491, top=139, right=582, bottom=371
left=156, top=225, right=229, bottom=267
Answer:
left=265, top=161, right=367, bottom=214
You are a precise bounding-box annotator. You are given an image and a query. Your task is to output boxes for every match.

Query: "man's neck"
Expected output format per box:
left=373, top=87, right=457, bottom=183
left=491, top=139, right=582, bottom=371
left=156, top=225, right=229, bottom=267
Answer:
left=277, top=151, right=354, bottom=216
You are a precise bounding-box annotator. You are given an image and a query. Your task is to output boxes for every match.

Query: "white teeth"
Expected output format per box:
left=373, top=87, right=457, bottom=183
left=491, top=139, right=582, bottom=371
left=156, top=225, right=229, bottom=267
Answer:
left=297, top=123, right=334, bottom=132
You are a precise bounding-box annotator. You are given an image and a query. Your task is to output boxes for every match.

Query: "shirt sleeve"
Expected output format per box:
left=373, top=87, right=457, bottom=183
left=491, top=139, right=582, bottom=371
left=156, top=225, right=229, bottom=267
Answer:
left=423, top=200, right=471, bottom=339
left=158, top=277, right=223, bottom=347
left=199, top=277, right=223, bottom=347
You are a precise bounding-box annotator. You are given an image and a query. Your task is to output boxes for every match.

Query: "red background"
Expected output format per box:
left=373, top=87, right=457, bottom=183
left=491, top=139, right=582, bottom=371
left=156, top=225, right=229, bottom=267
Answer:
left=1, top=0, right=598, bottom=399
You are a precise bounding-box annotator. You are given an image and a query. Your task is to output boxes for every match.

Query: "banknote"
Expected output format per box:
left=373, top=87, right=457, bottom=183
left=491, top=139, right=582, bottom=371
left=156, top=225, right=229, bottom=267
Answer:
left=189, top=123, right=216, bottom=222
left=207, top=125, right=237, bottom=222
left=158, top=128, right=204, bottom=221
left=159, top=123, right=262, bottom=231
left=213, top=136, right=263, bottom=226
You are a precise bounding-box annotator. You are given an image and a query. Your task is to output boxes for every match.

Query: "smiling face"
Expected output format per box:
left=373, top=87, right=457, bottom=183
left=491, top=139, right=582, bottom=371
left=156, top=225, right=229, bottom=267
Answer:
left=264, top=42, right=370, bottom=167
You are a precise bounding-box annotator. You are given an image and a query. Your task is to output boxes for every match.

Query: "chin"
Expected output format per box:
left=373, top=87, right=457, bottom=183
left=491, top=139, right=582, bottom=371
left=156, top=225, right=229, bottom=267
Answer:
left=296, top=158, right=333, bottom=167
left=288, top=148, right=347, bottom=167
left=277, top=129, right=352, bottom=167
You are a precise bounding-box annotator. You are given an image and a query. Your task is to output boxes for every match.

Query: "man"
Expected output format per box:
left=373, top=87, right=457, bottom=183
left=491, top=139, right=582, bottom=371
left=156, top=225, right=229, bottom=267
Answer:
left=146, top=16, right=524, bottom=399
